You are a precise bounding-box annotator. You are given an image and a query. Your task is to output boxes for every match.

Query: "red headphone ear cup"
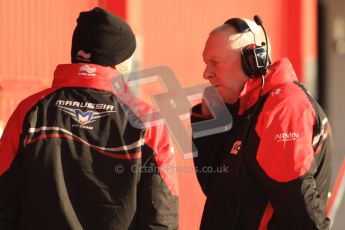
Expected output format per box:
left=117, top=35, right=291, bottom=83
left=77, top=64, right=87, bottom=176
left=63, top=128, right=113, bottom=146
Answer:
left=248, top=44, right=257, bottom=49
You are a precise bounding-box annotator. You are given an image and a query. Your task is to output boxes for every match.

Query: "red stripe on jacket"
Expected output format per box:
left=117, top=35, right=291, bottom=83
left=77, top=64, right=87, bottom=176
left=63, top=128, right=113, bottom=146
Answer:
left=25, top=133, right=142, bottom=160
left=258, top=202, right=274, bottom=230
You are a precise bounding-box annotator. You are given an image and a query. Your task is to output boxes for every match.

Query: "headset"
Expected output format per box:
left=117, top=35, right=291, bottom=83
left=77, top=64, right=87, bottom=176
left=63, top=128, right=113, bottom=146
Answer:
left=224, top=15, right=271, bottom=78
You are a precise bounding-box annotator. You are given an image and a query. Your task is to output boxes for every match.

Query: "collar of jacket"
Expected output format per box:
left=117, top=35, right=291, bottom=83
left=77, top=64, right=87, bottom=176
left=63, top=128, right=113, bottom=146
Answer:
left=238, top=58, right=298, bottom=115
left=52, top=63, right=128, bottom=93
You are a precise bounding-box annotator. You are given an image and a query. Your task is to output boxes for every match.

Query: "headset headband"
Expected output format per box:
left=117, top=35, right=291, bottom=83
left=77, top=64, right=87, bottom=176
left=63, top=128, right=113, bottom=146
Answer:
left=224, top=18, right=251, bottom=33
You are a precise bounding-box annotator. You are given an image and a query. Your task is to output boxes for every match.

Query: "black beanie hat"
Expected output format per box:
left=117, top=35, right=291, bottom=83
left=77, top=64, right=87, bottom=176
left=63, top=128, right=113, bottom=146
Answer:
left=71, top=7, right=136, bottom=66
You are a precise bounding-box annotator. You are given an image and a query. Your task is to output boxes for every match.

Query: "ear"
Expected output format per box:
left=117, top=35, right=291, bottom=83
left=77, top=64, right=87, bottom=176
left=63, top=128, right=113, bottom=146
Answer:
left=115, top=56, right=133, bottom=74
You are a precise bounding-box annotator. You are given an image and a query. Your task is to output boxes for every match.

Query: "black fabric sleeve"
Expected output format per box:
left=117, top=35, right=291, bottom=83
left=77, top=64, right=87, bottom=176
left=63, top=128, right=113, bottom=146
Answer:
left=0, top=157, right=21, bottom=230
left=191, top=103, right=230, bottom=196
left=259, top=174, right=330, bottom=230
left=0, top=104, right=25, bottom=230
left=136, top=144, right=179, bottom=230
left=136, top=121, right=179, bottom=230
left=260, top=144, right=332, bottom=230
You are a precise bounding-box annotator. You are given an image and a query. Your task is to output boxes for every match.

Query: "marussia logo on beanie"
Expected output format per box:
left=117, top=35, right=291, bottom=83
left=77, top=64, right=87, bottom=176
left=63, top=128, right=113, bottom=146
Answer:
left=76, top=50, right=91, bottom=62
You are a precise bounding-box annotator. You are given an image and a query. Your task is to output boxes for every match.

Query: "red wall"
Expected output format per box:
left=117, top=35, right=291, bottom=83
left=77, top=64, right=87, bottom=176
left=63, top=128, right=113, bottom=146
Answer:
left=0, top=0, right=99, bottom=126
left=98, top=0, right=127, bottom=19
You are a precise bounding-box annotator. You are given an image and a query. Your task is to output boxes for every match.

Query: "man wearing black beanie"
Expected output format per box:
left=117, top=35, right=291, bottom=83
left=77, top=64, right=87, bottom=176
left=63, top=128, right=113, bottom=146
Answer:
left=0, top=7, right=179, bottom=230
left=71, top=7, right=136, bottom=67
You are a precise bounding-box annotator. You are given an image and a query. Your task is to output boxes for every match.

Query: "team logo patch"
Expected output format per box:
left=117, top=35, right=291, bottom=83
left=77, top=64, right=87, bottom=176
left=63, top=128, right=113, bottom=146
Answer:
left=77, top=50, right=91, bottom=59
left=272, top=88, right=282, bottom=96
left=57, top=106, right=115, bottom=125
left=274, top=132, right=299, bottom=142
left=79, top=65, right=96, bottom=76
left=75, top=109, right=94, bottom=125
left=230, top=140, right=242, bottom=155
left=57, top=104, right=116, bottom=128
left=76, top=50, right=92, bottom=62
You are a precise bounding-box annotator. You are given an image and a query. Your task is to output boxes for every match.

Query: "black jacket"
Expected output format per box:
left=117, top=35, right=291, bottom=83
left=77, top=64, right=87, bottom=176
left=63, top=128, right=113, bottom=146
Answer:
left=191, top=59, right=332, bottom=230
left=0, top=63, right=179, bottom=230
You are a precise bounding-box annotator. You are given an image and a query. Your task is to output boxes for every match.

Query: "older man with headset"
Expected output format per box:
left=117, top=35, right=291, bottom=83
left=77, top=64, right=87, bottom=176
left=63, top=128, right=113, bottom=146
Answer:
left=191, top=15, right=333, bottom=230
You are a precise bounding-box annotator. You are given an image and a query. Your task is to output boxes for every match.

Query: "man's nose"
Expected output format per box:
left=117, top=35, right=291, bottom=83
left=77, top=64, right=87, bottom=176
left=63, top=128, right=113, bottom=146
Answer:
left=203, top=66, right=213, bottom=80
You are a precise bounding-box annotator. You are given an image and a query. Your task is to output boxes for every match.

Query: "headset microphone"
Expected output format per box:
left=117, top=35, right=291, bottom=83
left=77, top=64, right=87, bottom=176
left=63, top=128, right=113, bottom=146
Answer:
left=253, top=15, right=262, bottom=25
left=253, top=15, right=270, bottom=74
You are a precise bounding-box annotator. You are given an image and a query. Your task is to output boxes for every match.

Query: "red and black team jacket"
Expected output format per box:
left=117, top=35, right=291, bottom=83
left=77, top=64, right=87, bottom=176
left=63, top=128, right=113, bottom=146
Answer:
left=0, top=64, right=179, bottom=230
left=191, top=58, right=332, bottom=230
